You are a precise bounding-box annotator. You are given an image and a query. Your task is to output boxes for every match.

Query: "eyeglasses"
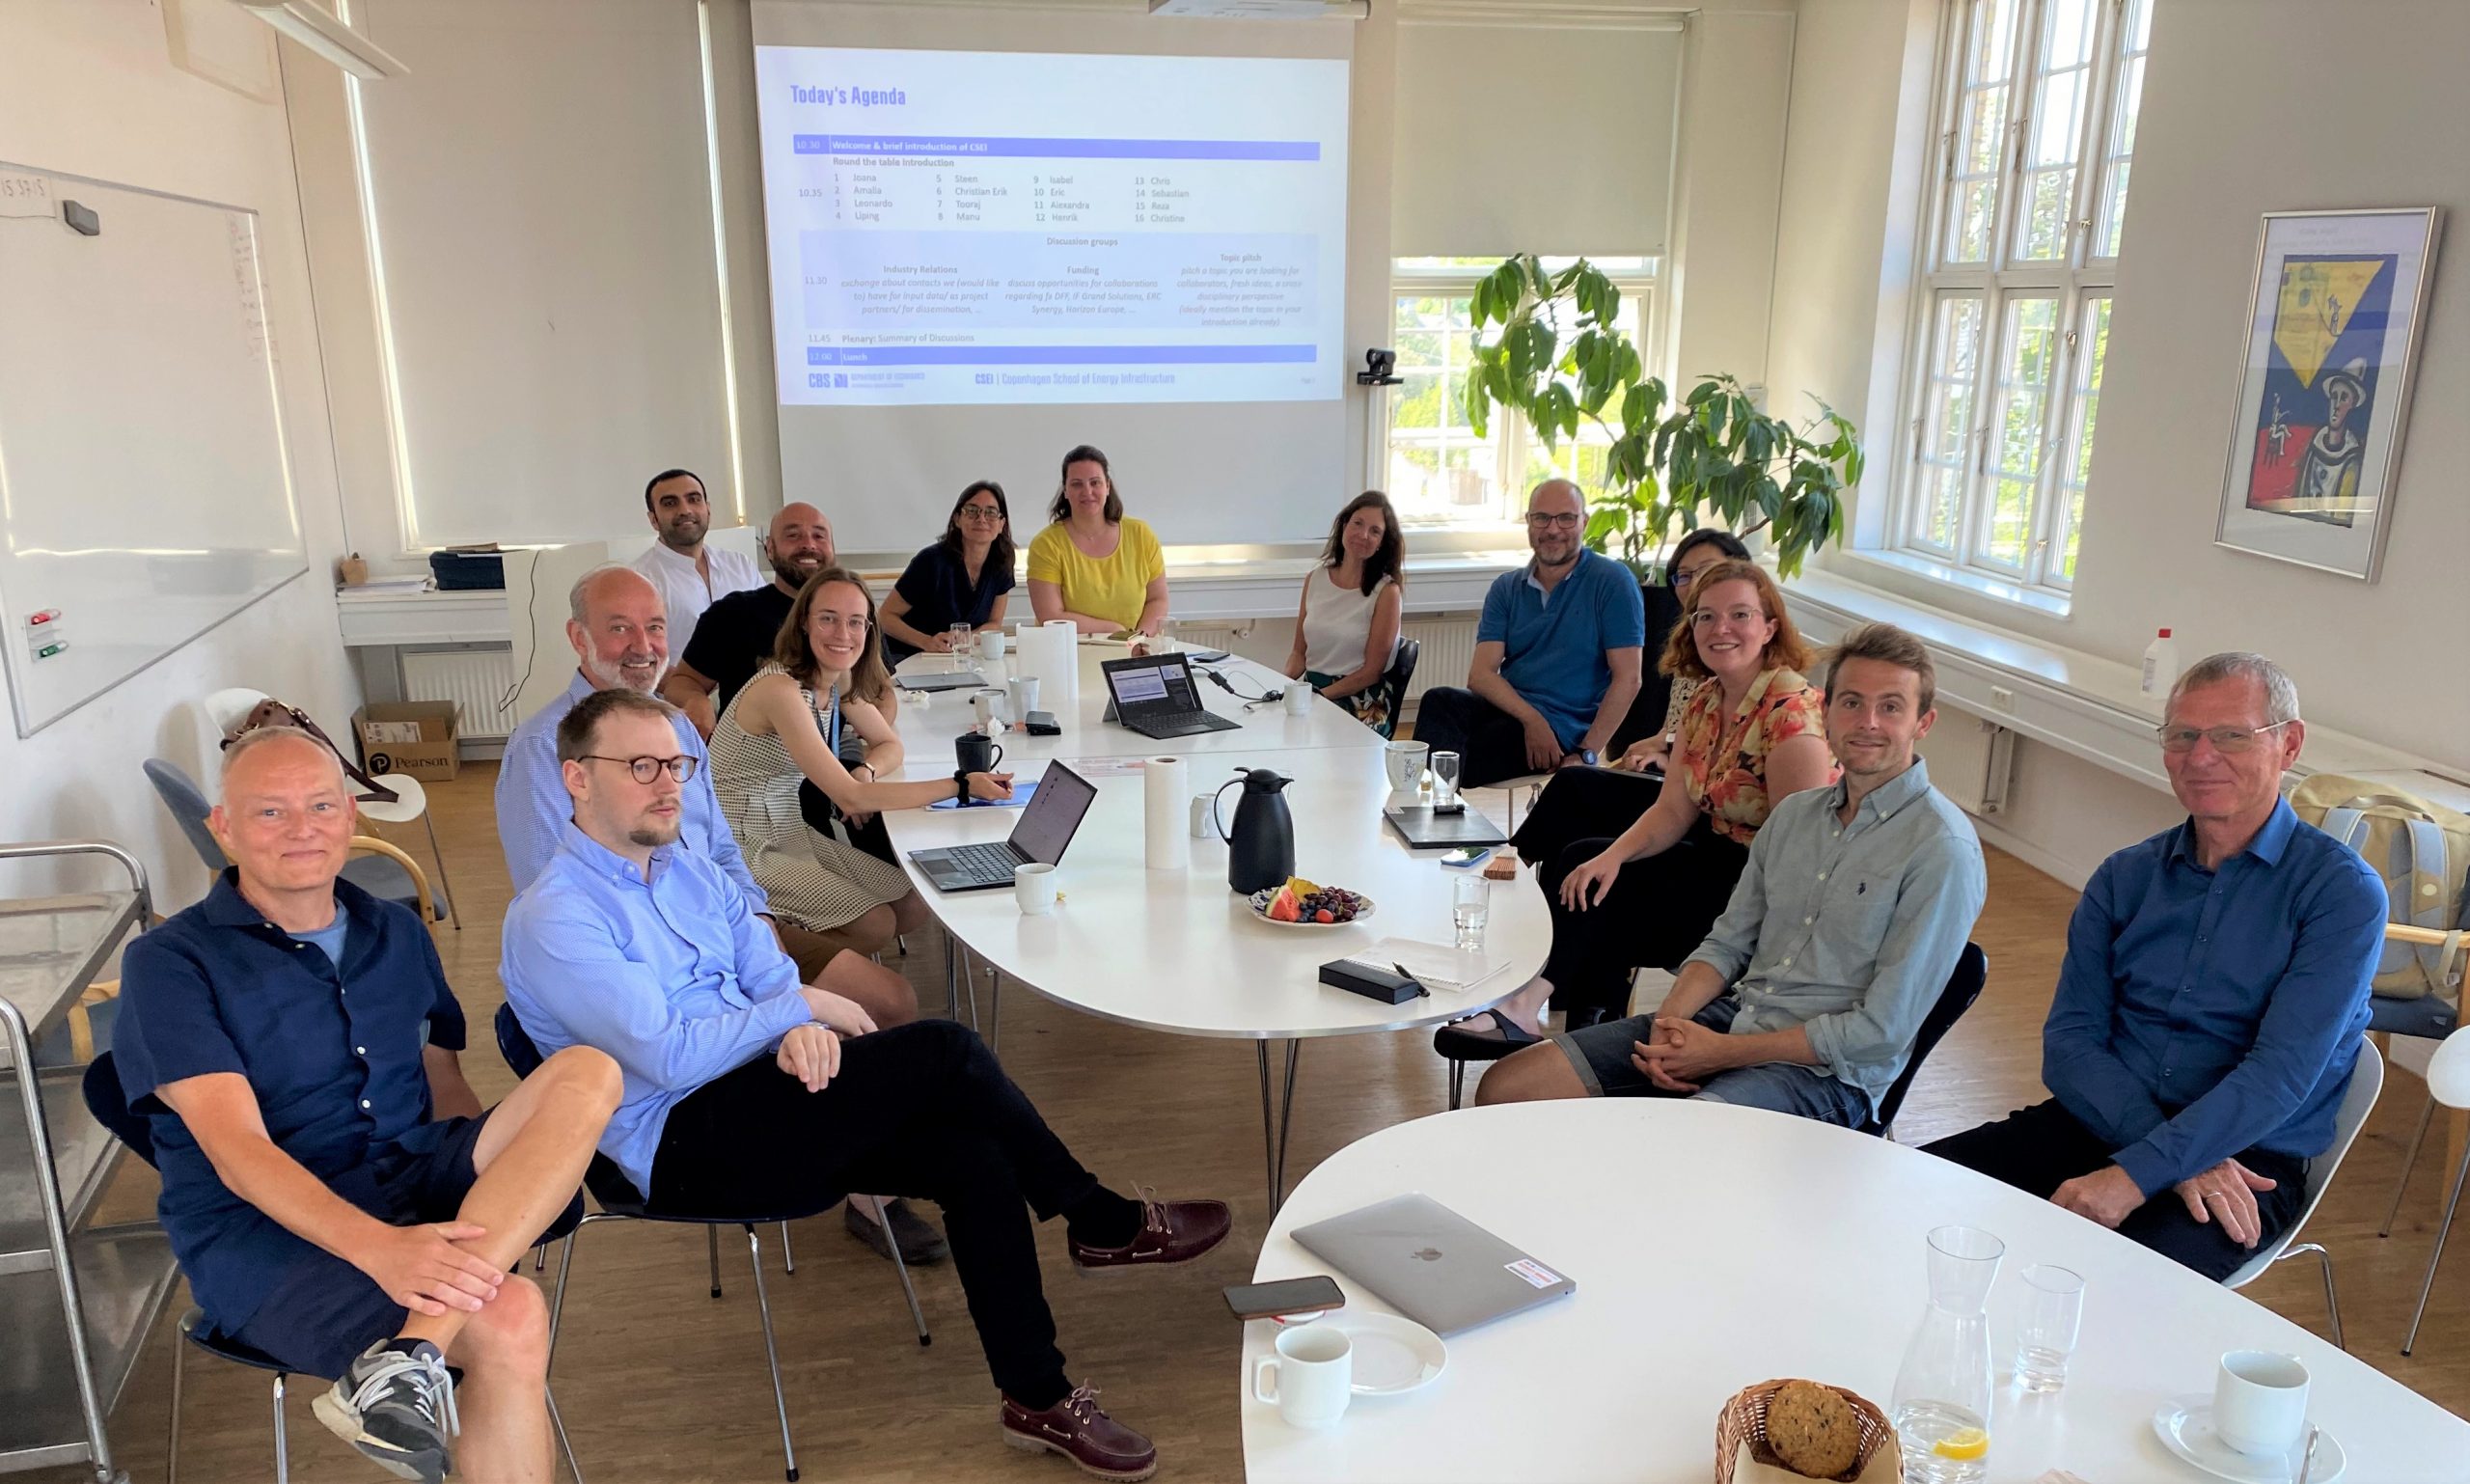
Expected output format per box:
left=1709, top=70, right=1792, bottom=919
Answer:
left=2154, top=722, right=2289, bottom=754
left=1524, top=512, right=1582, bottom=530
left=581, top=754, right=700, bottom=783
left=957, top=505, right=1004, bottom=522
left=1690, top=605, right=1769, bottom=627
left=811, top=614, right=870, bottom=633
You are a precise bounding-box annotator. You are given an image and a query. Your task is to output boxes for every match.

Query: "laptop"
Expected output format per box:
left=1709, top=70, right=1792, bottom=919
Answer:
left=906, top=761, right=1099, bottom=891
left=1099, top=653, right=1238, bottom=739
left=894, top=668, right=988, bottom=694
left=1290, top=1193, right=1575, bottom=1337
left=1383, top=803, right=1508, bottom=850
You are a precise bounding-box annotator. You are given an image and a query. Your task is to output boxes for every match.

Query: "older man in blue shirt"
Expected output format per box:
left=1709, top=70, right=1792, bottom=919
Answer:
left=116, top=728, right=619, bottom=1483
left=1413, top=480, right=1645, bottom=787
left=1926, top=652, right=2385, bottom=1280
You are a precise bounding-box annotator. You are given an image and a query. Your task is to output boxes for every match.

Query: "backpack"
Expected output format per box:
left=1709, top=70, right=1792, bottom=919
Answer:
left=2290, top=774, right=2470, bottom=1000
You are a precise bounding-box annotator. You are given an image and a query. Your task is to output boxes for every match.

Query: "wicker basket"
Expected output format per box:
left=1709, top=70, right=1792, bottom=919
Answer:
left=1714, top=1379, right=1901, bottom=1484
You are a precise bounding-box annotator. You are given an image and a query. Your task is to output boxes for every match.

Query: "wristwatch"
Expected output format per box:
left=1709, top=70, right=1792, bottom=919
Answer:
left=1578, top=749, right=1601, bottom=767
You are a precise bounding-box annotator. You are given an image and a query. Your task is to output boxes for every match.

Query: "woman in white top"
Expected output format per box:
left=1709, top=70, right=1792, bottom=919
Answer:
left=1283, top=490, right=1406, bottom=736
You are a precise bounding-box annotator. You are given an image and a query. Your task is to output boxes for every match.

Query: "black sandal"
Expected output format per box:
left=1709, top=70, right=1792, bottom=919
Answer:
left=1432, top=1009, right=1543, bottom=1062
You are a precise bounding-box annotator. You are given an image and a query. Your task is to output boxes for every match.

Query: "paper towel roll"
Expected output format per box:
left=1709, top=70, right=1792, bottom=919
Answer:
left=1043, top=618, right=1082, bottom=715
left=1143, top=755, right=1190, bottom=870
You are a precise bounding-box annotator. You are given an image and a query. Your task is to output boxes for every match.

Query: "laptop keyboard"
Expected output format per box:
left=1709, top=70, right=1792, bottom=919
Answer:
left=1142, top=709, right=1217, bottom=731
left=945, top=843, right=1021, bottom=877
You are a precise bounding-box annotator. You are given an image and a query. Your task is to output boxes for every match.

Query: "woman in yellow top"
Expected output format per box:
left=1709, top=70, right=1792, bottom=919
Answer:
left=1025, top=445, right=1169, bottom=634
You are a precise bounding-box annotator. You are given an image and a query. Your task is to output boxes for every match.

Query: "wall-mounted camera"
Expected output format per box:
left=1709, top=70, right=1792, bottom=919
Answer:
left=1355, top=347, right=1402, bottom=386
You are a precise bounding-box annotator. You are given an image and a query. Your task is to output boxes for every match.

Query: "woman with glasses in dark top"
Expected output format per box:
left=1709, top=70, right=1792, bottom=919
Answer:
left=879, top=481, right=1017, bottom=663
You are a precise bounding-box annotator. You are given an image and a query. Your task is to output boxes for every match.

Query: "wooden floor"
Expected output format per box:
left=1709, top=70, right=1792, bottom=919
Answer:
left=39, top=762, right=2470, bottom=1482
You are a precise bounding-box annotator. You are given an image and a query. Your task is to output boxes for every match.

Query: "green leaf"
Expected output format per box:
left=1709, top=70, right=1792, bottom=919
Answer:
left=1524, top=255, right=1552, bottom=301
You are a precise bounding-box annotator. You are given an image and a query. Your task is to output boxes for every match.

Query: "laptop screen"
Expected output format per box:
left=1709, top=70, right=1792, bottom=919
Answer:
left=1105, top=655, right=1201, bottom=712
left=1012, top=762, right=1098, bottom=866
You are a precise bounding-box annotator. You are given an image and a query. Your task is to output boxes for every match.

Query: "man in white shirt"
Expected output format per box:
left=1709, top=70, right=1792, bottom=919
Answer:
left=628, top=467, right=765, bottom=656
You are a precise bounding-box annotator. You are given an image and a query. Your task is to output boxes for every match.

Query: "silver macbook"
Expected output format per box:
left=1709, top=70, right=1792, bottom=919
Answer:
left=1290, top=1193, right=1575, bottom=1336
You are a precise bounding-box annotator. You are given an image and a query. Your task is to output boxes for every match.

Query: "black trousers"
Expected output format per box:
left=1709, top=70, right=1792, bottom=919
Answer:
left=1509, top=766, right=1663, bottom=867
left=1412, top=687, right=1547, bottom=788
left=1921, top=1099, right=2308, bottom=1282
left=648, top=1020, right=1097, bottom=1402
left=1534, top=823, right=1749, bottom=1020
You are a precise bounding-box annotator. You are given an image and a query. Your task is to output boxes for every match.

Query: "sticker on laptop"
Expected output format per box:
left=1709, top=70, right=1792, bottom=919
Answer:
left=1504, top=1258, right=1562, bottom=1289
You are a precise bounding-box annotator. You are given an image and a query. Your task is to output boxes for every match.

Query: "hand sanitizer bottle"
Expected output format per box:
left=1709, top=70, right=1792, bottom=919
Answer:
left=2140, top=628, right=2179, bottom=698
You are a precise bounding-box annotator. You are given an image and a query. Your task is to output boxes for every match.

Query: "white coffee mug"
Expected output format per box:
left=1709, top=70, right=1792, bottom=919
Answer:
left=1007, top=675, right=1041, bottom=723
left=1013, top=862, right=1058, bottom=916
left=1382, top=739, right=1429, bottom=794
left=1251, top=1323, right=1350, bottom=1429
left=1283, top=682, right=1314, bottom=717
left=2213, top=1349, right=2310, bottom=1456
left=1189, top=793, right=1217, bottom=838
left=976, top=629, right=1006, bottom=662
left=973, top=688, right=1006, bottom=731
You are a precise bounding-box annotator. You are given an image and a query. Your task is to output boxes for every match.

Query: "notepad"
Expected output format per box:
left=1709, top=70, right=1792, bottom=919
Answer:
left=1336, top=937, right=1516, bottom=995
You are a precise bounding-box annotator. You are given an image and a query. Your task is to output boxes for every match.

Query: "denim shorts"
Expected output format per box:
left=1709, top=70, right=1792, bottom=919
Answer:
left=1551, top=996, right=1871, bottom=1126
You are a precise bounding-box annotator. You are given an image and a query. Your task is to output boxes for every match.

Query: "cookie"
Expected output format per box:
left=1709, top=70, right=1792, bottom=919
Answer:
left=1764, top=1381, right=1862, bottom=1479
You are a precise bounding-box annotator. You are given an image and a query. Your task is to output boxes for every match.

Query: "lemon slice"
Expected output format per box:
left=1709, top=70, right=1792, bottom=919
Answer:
left=1286, top=875, right=1322, bottom=897
left=1931, top=1427, right=1990, bottom=1461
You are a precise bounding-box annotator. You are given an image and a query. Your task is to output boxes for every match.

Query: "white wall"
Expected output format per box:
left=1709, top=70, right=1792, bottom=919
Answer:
left=0, top=0, right=360, bottom=908
left=1664, top=6, right=1796, bottom=386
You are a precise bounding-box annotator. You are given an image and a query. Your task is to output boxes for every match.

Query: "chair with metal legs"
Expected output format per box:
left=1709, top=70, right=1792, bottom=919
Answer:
left=2385, top=1027, right=2470, bottom=1355
left=498, top=1008, right=929, bottom=1483
left=2223, top=1037, right=2386, bottom=1351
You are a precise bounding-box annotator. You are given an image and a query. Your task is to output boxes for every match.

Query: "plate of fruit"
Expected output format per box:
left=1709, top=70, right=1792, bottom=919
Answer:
left=1248, top=876, right=1375, bottom=928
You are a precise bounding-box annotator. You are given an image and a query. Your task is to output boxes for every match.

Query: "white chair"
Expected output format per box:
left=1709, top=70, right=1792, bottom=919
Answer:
left=2223, top=1038, right=2383, bottom=1350
left=2398, top=1027, right=2470, bottom=1355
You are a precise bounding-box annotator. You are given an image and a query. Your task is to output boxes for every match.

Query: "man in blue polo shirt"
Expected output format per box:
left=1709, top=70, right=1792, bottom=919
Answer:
left=1925, top=652, right=2385, bottom=1280
left=1413, top=480, right=1644, bottom=787
left=115, top=728, right=620, bottom=1482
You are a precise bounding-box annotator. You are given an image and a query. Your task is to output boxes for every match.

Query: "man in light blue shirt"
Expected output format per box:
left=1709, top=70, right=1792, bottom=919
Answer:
left=1413, top=480, right=1645, bottom=787
left=1478, top=623, right=1985, bottom=1121
left=501, top=688, right=1231, bottom=1479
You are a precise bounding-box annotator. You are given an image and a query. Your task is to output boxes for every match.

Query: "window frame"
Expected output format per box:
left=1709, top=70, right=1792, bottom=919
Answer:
left=1380, top=258, right=1660, bottom=530
left=1888, top=0, right=2147, bottom=599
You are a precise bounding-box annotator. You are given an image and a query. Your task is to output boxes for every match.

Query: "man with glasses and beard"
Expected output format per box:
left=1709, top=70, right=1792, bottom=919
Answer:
left=662, top=502, right=837, bottom=737
left=630, top=468, right=765, bottom=658
left=1411, top=480, right=1644, bottom=788
left=1924, top=652, right=2385, bottom=1280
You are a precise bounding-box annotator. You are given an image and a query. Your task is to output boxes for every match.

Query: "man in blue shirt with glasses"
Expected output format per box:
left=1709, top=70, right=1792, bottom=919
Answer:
left=1926, top=652, right=2385, bottom=1279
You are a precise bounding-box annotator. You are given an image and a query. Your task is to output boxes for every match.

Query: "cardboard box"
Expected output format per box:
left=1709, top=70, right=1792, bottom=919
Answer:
left=353, top=701, right=462, bottom=782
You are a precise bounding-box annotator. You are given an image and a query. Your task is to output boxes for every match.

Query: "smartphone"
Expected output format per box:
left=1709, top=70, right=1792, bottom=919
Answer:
left=1223, top=1275, right=1346, bottom=1323
left=1440, top=845, right=1495, bottom=869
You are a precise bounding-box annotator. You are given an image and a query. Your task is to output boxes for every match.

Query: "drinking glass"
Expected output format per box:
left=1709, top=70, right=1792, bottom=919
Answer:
left=1429, top=750, right=1463, bottom=811
left=1451, top=874, right=1490, bottom=950
left=1890, top=1224, right=2003, bottom=1484
left=947, top=623, right=974, bottom=669
left=2012, top=1264, right=2084, bottom=1393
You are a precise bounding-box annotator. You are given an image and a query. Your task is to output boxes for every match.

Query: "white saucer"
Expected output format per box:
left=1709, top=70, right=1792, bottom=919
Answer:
left=2152, top=1395, right=2345, bottom=1483
left=1323, top=1311, right=1446, bottom=1395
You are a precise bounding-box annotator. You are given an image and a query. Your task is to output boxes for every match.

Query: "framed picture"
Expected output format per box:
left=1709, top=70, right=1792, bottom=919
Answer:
left=2216, top=206, right=2443, bottom=581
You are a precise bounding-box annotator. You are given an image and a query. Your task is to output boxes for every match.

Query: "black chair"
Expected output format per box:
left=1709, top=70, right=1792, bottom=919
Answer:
left=143, top=758, right=450, bottom=925
left=1375, top=637, right=1421, bottom=739
left=79, top=1055, right=584, bottom=1483
left=497, top=1006, right=928, bottom=1484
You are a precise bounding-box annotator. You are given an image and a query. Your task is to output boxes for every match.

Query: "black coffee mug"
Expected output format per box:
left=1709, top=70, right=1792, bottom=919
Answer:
left=955, top=731, right=1004, bottom=774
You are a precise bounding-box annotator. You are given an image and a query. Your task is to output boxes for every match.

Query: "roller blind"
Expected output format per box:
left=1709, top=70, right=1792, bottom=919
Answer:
left=1390, top=16, right=1681, bottom=258
left=354, top=0, right=732, bottom=549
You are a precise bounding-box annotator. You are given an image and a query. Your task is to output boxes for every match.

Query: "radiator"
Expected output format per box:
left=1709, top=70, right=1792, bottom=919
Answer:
left=1919, top=706, right=2016, bottom=815
left=401, top=646, right=520, bottom=741
left=1397, top=616, right=1478, bottom=704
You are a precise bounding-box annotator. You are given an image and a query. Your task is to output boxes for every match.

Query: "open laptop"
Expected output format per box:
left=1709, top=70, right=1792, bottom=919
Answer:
left=906, top=761, right=1099, bottom=891
left=1290, top=1193, right=1575, bottom=1336
left=1100, top=653, right=1238, bottom=739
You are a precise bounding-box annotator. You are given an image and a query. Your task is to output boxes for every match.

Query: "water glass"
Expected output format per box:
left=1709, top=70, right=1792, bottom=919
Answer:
left=1451, top=874, right=1490, bottom=950
left=2012, top=1264, right=2083, bottom=1393
left=947, top=623, right=974, bottom=668
left=1429, top=750, right=1463, bottom=811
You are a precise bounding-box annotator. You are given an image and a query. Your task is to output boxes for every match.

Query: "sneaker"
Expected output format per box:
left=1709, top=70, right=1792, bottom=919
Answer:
left=1000, top=1383, right=1158, bottom=1481
left=844, top=1197, right=950, bottom=1264
left=312, top=1338, right=458, bottom=1483
left=1067, top=1190, right=1232, bottom=1273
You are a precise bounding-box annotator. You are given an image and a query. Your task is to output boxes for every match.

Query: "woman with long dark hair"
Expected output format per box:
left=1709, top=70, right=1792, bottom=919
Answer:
left=1282, top=490, right=1407, bottom=735
left=879, top=480, right=1017, bottom=662
left=1025, top=445, right=1169, bottom=635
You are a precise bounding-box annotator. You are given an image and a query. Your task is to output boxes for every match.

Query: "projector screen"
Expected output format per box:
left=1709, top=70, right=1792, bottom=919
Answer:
left=754, top=47, right=1350, bottom=409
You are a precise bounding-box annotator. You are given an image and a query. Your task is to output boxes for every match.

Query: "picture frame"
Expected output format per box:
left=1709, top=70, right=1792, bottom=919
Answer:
left=2215, top=206, right=2442, bottom=582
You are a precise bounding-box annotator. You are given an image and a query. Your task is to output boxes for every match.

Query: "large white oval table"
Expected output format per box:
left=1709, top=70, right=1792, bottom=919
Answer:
left=1240, top=1100, right=2470, bottom=1482
left=879, top=647, right=1547, bottom=1208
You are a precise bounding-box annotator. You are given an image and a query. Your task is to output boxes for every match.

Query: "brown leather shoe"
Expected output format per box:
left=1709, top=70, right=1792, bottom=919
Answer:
left=1067, top=1193, right=1232, bottom=1272
left=1001, top=1383, right=1158, bottom=1481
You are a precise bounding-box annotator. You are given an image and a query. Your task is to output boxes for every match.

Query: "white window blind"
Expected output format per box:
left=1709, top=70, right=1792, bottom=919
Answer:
left=1390, top=15, right=1680, bottom=259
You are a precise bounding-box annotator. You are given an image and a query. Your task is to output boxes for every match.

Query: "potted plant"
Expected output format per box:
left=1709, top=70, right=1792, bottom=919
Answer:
left=1464, top=254, right=1862, bottom=580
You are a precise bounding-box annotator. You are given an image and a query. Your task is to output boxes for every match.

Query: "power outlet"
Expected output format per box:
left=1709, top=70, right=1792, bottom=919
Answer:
left=1990, top=686, right=2017, bottom=713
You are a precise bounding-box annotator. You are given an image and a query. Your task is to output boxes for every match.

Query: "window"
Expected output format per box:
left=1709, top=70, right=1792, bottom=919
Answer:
left=1891, top=0, right=2148, bottom=593
left=1384, top=257, right=1656, bottom=526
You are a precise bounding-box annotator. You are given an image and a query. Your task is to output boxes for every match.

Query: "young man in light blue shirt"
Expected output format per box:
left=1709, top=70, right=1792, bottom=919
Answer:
left=502, top=688, right=1230, bottom=1480
left=1413, top=480, right=1645, bottom=787
left=1477, top=622, right=1985, bottom=1122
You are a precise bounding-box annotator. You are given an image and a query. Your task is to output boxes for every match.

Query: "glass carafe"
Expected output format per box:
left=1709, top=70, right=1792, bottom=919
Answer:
left=1889, top=1225, right=2003, bottom=1483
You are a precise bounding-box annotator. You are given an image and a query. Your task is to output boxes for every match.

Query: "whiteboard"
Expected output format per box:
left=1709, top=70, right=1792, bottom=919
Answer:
left=0, top=162, right=306, bottom=736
